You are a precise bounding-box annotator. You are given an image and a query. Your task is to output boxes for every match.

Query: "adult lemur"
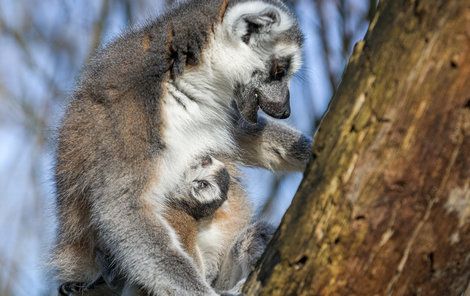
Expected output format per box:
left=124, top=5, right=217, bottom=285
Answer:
left=52, top=0, right=309, bottom=295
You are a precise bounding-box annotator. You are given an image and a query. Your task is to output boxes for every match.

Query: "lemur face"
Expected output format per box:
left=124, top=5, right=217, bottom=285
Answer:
left=222, top=0, right=303, bottom=123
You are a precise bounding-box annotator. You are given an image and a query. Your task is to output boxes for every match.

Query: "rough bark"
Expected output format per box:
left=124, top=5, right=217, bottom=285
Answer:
left=244, top=1, right=470, bottom=295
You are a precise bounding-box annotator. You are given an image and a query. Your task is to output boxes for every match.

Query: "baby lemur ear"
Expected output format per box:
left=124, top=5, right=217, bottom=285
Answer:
left=225, top=2, right=290, bottom=44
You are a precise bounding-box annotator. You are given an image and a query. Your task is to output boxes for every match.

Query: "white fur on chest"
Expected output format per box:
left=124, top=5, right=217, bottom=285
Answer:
left=155, top=81, right=235, bottom=196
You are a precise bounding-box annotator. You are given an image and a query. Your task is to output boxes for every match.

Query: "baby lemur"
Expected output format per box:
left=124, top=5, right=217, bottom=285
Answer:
left=165, top=154, right=233, bottom=276
left=52, top=0, right=309, bottom=295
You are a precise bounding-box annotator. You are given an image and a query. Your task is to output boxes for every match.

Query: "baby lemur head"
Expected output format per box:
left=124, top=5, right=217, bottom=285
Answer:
left=182, top=0, right=303, bottom=123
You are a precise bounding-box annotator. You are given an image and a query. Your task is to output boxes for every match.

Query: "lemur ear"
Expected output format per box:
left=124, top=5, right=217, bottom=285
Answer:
left=232, top=7, right=281, bottom=44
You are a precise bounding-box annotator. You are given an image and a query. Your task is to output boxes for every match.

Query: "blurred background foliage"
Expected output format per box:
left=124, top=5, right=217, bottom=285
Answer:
left=0, top=0, right=375, bottom=295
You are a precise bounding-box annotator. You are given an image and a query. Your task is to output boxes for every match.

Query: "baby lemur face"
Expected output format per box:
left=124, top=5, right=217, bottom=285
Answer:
left=187, top=155, right=230, bottom=206
left=171, top=155, right=230, bottom=220
left=220, top=1, right=303, bottom=123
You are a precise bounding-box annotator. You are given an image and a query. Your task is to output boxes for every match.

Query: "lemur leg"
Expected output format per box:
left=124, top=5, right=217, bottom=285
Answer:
left=213, top=221, right=275, bottom=293
left=235, top=116, right=312, bottom=171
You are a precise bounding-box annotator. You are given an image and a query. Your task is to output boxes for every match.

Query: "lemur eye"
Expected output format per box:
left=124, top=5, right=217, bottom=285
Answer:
left=196, top=180, right=210, bottom=190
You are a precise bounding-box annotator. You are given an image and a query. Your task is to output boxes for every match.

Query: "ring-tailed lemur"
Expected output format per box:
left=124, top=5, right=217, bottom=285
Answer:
left=52, top=0, right=309, bottom=295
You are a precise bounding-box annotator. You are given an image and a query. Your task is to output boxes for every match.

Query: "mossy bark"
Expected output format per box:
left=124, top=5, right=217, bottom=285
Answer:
left=244, top=0, right=470, bottom=295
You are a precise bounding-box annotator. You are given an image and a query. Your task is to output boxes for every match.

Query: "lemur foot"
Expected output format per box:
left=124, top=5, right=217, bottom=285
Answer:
left=214, top=221, right=274, bottom=292
left=232, top=221, right=275, bottom=272
left=181, top=155, right=230, bottom=219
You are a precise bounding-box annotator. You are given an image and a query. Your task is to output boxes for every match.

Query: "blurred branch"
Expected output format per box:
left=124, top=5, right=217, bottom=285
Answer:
left=0, top=18, right=64, bottom=101
left=0, top=83, right=48, bottom=142
left=368, top=0, right=378, bottom=21
left=122, top=0, right=134, bottom=25
left=338, top=0, right=352, bottom=60
left=259, top=175, right=283, bottom=218
left=314, top=0, right=338, bottom=92
left=86, top=0, right=111, bottom=62
left=0, top=254, right=37, bottom=296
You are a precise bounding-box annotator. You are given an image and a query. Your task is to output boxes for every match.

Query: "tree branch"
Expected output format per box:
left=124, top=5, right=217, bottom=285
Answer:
left=244, top=0, right=470, bottom=295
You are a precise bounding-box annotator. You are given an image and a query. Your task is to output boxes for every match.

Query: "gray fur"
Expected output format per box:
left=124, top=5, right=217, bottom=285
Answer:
left=52, top=0, right=308, bottom=295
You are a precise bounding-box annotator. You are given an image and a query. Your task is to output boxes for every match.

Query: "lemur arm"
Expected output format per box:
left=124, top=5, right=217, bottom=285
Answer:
left=235, top=116, right=312, bottom=171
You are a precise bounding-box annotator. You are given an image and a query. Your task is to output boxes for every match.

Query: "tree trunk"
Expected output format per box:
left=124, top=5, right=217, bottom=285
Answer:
left=244, top=1, right=470, bottom=295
